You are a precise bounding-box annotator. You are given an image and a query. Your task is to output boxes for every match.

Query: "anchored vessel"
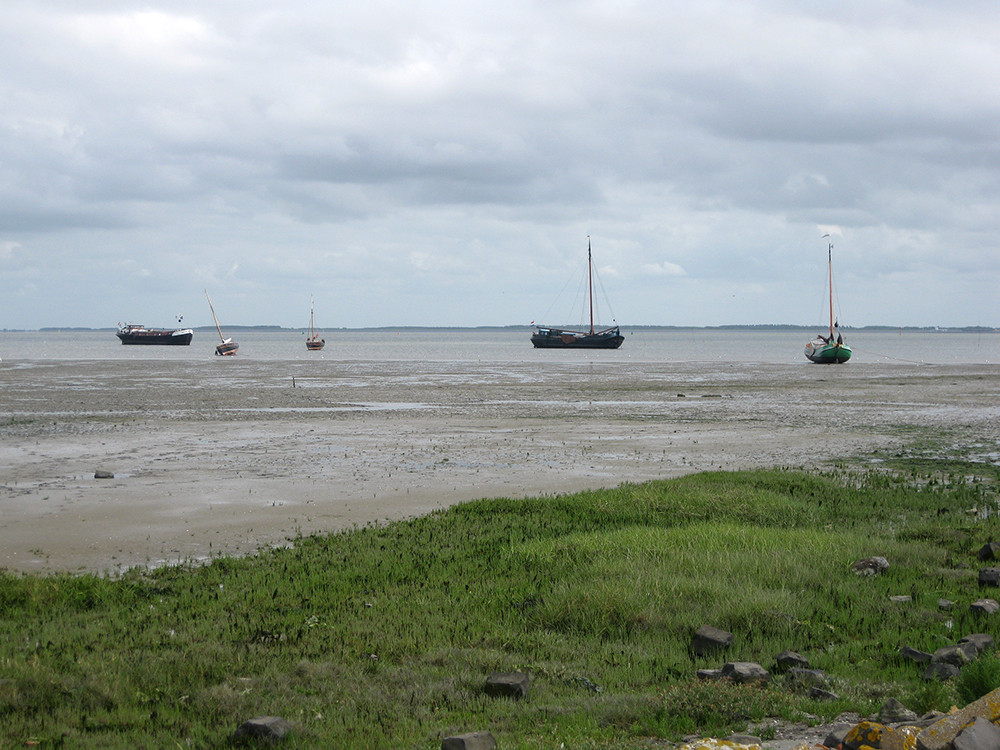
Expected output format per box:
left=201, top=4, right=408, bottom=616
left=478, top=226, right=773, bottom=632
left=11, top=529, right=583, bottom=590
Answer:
left=531, top=238, right=624, bottom=349
left=305, top=296, right=325, bottom=351
left=804, top=235, right=852, bottom=364
left=205, top=290, right=238, bottom=356
left=116, top=322, right=193, bottom=345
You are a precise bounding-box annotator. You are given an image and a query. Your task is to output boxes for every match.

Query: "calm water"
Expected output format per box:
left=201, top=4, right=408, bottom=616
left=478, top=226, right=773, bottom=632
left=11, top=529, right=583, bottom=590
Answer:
left=0, top=328, right=997, bottom=365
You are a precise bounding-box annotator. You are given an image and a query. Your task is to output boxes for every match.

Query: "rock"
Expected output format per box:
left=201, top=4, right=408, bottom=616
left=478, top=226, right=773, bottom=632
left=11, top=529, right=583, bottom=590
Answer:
left=233, top=716, right=292, bottom=743
left=932, top=644, right=975, bottom=668
left=727, top=734, right=762, bottom=746
left=922, top=662, right=960, bottom=681
left=938, top=599, right=954, bottom=611
left=852, top=556, right=890, bottom=576
left=979, top=542, right=1000, bottom=561
left=971, top=599, right=1000, bottom=615
left=696, top=669, right=723, bottom=680
left=94, top=469, right=114, bottom=479
left=879, top=697, right=918, bottom=724
left=691, top=625, right=734, bottom=656
left=882, top=726, right=923, bottom=750
left=978, top=568, right=1000, bottom=587
left=844, top=721, right=888, bottom=750
left=899, top=645, right=933, bottom=664
left=720, top=661, right=770, bottom=684
left=953, top=717, right=1000, bottom=750
left=442, top=731, right=497, bottom=750
left=811, top=687, right=840, bottom=701
left=775, top=650, right=810, bottom=671
left=917, top=686, right=1000, bottom=750
left=484, top=672, right=529, bottom=699
left=785, top=667, right=828, bottom=691
left=824, top=725, right=853, bottom=748
left=890, top=595, right=913, bottom=604
left=960, top=633, right=995, bottom=654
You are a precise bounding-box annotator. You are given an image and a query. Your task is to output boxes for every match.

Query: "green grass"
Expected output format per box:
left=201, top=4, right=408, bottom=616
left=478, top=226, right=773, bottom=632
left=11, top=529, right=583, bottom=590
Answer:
left=2, top=466, right=1000, bottom=747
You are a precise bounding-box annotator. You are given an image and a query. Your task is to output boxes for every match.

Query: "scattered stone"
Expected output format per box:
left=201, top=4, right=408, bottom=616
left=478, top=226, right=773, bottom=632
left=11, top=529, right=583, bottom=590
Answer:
left=899, top=645, right=933, bottom=664
left=441, top=731, right=497, bottom=750
left=953, top=717, right=1000, bottom=750
left=775, top=650, right=810, bottom=671
left=811, top=687, right=840, bottom=701
left=844, top=721, right=888, bottom=750
left=852, top=556, right=889, bottom=576
left=720, top=662, right=769, bottom=684
left=879, top=697, right=918, bottom=724
left=484, top=672, right=529, bottom=699
left=890, top=595, right=913, bottom=604
left=971, top=599, right=1000, bottom=615
left=978, top=542, right=1000, bottom=561
left=696, top=669, right=723, bottom=681
left=785, top=667, right=828, bottom=691
left=978, top=568, right=1000, bottom=587
left=824, top=725, right=853, bottom=748
left=922, top=662, right=960, bottom=682
left=94, top=469, right=114, bottom=479
left=233, top=716, right=292, bottom=744
left=932, top=644, right=975, bottom=668
left=691, top=625, right=734, bottom=656
left=916, top=686, right=1000, bottom=750
left=938, top=599, right=954, bottom=611
left=960, top=633, right=995, bottom=654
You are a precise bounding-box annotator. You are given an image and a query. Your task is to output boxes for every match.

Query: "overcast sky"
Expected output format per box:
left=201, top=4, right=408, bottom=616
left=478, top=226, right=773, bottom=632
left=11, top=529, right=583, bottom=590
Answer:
left=2, top=0, right=999, bottom=329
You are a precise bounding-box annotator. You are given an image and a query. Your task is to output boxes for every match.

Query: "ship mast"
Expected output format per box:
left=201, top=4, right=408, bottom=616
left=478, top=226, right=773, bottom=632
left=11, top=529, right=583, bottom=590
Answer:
left=205, top=289, right=225, bottom=344
left=825, top=236, right=834, bottom=340
left=587, top=236, right=594, bottom=335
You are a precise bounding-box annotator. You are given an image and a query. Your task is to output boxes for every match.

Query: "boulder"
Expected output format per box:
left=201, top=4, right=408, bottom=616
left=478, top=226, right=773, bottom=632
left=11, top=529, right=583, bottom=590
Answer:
left=233, top=716, right=292, bottom=743
left=953, top=717, right=1000, bottom=750
left=971, top=599, right=1000, bottom=615
left=485, top=672, right=529, bottom=699
left=691, top=625, right=734, bottom=656
left=879, top=697, right=918, bottom=724
left=852, top=556, right=889, bottom=576
left=932, top=644, right=975, bottom=668
left=810, top=687, right=840, bottom=701
left=960, top=633, right=996, bottom=654
left=720, top=661, right=769, bottom=684
left=978, top=542, right=1000, bottom=561
left=938, top=599, right=954, bottom=611
left=94, top=469, right=114, bottom=479
left=899, top=645, right=933, bottom=664
left=696, top=669, right=723, bottom=681
left=785, top=667, right=828, bottom=691
left=978, top=568, right=1000, bottom=587
left=889, top=595, right=913, bottom=604
left=922, top=662, right=960, bottom=681
left=775, top=650, right=810, bottom=671
left=442, top=731, right=497, bottom=750
left=824, top=725, right=853, bottom=749
left=844, top=721, right=888, bottom=750
left=917, top=686, right=1000, bottom=750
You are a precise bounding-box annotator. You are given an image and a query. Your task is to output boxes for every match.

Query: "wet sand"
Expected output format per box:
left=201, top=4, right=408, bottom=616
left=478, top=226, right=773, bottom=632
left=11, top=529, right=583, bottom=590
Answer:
left=2, top=358, right=998, bottom=573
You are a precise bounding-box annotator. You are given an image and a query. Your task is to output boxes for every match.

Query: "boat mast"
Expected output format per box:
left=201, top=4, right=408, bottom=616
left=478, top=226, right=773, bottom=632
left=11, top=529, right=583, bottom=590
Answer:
left=205, top=289, right=225, bottom=344
left=587, top=236, right=594, bottom=335
left=309, top=295, right=315, bottom=338
left=826, top=236, right=834, bottom=340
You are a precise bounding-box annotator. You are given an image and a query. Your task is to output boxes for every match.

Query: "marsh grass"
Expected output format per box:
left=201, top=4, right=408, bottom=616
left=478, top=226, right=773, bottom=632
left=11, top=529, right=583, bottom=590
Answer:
left=2, top=467, right=1000, bottom=747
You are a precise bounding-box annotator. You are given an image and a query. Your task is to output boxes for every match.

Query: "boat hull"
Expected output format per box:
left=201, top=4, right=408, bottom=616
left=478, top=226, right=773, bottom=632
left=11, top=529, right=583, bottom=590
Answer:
left=215, top=341, right=239, bottom=356
left=306, top=337, right=325, bottom=351
left=531, top=328, right=624, bottom=349
left=116, top=327, right=193, bottom=345
left=805, top=340, right=852, bottom=364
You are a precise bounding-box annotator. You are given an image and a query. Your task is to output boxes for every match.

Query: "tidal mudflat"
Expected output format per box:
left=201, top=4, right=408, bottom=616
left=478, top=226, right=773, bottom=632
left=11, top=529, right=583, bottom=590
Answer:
left=2, top=358, right=997, bottom=572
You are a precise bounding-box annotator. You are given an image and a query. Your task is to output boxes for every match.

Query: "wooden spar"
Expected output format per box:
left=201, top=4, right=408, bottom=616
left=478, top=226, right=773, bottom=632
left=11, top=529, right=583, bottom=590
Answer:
left=587, top=236, right=594, bottom=335
left=827, top=238, right=834, bottom=340
left=205, top=289, right=225, bottom=343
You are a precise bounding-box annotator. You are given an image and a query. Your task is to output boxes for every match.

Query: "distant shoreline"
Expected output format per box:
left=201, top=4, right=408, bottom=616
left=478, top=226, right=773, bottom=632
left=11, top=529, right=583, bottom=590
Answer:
left=12, top=324, right=1000, bottom=334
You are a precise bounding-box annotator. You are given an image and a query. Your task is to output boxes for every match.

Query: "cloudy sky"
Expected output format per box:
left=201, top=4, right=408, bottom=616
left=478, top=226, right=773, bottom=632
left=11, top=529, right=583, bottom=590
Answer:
left=2, top=0, right=999, bottom=330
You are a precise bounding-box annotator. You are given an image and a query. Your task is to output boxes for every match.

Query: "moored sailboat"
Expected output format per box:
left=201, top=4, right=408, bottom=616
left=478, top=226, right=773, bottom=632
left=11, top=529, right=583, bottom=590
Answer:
left=805, top=235, right=851, bottom=364
left=205, top=290, right=238, bottom=356
left=531, top=237, right=624, bottom=349
left=305, top=296, right=325, bottom=351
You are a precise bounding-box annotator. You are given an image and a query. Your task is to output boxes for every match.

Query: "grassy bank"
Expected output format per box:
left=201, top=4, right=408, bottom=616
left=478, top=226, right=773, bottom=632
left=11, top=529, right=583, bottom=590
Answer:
left=2, top=464, right=1000, bottom=748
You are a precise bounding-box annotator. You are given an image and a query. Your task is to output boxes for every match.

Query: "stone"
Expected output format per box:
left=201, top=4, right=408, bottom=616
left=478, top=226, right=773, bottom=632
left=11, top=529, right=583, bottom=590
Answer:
left=922, top=662, right=960, bottom=681
left=233, top=716, right=292, bottom=743
left=879, top=697, right=918, bottom=724
left=979, top=542, right=1000, bottom=561
left=917, top=687, right=1000, bottom=750
left=720, top=661, right=770, bottom=684
left=775, top=650, right=810, bottom=671
left=899, top=645, right=933, bottom=664
left=811, top=687, right=840, bottom=701
left=953, top=717, right=1000, bottom=750
left=691, top=625, right=734, bottom=656
left=441, top=731, right=497, bottom=750
left=785, top=667, right=828, bottom=690
left=932, top=644, right=975, bottom=668
left=979, top=568, right=1000, bottom=587
left=484, top=672, right=529, bottom=699
left=882, top=726, right=923, bottom=750
left=844, top=721, right=888, bottom=750
left=727, top=734, right=763, bottom=746
left=890, top=595, right=913, bottom=604
left=852, top=556, right=890, bottom=576
left=696, top=669, right=723, bottom=680
left=824, top=725, right=853, bottom=749
left=939, top=599, right=954, bottom=611
left=960, top=633, right=996, bottom=655
left=94, top=469, right=114, bottom=479
left=972, top=599, right=1000, bottom=615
